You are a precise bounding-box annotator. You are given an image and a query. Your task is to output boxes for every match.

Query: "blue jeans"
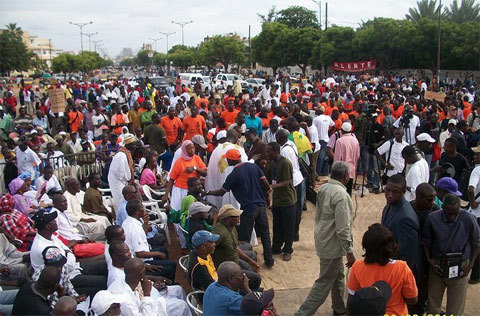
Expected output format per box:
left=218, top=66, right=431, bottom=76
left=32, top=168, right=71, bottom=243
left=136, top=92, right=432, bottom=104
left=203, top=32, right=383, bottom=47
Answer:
left=366, top=153, right=380, bottom=190
left=0, top=289, right=18, bottom=316
left=316, top=141, right=329, bottom=176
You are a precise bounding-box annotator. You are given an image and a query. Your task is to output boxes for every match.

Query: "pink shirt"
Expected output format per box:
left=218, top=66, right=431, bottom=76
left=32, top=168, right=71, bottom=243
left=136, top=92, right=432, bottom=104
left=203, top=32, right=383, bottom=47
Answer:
left=333, top=133, right=360, bottom=179
left=139, top=168, right=157, bottom=195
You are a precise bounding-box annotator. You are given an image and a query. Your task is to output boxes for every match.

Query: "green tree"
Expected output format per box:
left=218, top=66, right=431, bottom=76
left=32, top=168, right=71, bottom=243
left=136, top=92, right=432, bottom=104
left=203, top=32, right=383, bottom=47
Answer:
left=152, top=52, right=167, bottom=67
left=276, top=6, right=318, bottom=28
left=51, top=53, right=79, bottom=73
left=310, top=26, right=355, bottom=70
left=406, top=0, right=444, bottom=22
left=135, top=50, right=151, bottom=66
left=119, top=58, right=134, bottom=67
left=198, top=35, right=246, bottom=70
left=258, top=6, right=278, bottom=24
left=0, top=23, right=31, bottom=75
left=251, top=22, right=290, bottom=74
left=445, top=0, right=480, bottom=23
left=282, top=27, right=321, bottom=75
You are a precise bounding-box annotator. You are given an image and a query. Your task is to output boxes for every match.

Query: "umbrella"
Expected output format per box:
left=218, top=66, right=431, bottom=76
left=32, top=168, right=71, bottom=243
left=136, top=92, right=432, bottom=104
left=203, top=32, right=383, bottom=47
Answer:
left=42, top=73, right=52, bottom=78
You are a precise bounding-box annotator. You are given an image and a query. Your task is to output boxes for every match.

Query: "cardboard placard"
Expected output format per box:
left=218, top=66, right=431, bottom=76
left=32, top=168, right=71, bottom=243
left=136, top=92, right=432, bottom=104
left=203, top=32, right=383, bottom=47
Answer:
left=424, top=91, right=446, bottom=103
left=50, top=88, right=66, bottom=113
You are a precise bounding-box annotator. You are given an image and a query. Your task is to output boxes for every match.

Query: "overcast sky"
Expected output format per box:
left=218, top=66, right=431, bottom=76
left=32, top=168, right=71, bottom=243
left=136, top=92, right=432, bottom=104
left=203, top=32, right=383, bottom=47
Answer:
left=1, top=0, right=426, bottom=57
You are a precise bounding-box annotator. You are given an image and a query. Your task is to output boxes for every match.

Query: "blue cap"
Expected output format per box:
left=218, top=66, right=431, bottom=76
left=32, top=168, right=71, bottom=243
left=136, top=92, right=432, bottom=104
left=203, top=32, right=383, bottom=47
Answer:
left=191, top=230, right=220, bottom=247
left=437, top=177, right=462, bottom=196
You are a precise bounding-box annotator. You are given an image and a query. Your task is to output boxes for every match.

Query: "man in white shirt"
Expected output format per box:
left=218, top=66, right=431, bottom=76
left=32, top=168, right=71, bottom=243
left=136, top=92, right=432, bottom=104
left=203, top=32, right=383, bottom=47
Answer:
left=108, top=242, right=190, bottom=316
left=305, top=116, right=321, bottom=182
left=262, top=118, right=279, bottom=145
left=63, top=178, right=110, bottom=241
left=375, top=128, right=409, bottom=180
left=14, top=137, right=41, bottom=176
left=30, top=209, right=107, bottom=298
left=122, top=200, right=176, bottom=282
left=402, top=145, right=429, bottom=201
left=393, top=106, right=421, bottom=145
left=52, top=193, right=85, bottom=242
left=108, top=258, right=168, bottom=316
left=313, top=106, right=335, bottom=176
left=439, top=119, right=456, bottom=153
left=276, top=129, right=304, bottom=241
left=467, top=146, right=480, bottom=283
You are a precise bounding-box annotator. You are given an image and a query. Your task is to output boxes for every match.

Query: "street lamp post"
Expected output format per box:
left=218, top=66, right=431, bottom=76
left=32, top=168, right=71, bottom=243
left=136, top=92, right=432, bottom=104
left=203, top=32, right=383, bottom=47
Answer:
left=92, top=40, right=103, bottom=53
left=84, top=32, right=98, bottom=51
left=69, top=21, right=93, bottom=53
left=311, top=0, right=321, bottom=28
left=437, top=0, right=442, bottom=89
left=171, top=20, right=193, bottom=46
left=160, top=31, right=176, bottom=75
left=149, top=37, right=162, bottom=52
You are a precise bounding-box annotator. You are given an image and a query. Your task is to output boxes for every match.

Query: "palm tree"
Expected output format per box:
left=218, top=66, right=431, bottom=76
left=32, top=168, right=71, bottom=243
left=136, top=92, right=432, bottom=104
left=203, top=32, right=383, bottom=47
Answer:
left=5, top=23, right=23, bottom=38
left=445, top=0, right=480, bottom=23
left=406, top=0, right=444, bottom=22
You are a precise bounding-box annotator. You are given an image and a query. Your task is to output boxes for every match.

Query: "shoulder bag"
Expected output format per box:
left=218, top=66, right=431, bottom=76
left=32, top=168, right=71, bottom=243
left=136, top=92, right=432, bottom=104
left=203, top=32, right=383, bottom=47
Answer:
left=439, top=211, right=464, bottom=279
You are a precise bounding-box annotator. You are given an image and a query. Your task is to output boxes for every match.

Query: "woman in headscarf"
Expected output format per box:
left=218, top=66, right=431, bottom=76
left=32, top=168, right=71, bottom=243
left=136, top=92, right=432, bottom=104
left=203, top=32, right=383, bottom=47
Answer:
left=8, top=177, right=38, bottom=216
left=0, top=193, right=36, bottom=251
left=162, top=140, right=207, bottom=211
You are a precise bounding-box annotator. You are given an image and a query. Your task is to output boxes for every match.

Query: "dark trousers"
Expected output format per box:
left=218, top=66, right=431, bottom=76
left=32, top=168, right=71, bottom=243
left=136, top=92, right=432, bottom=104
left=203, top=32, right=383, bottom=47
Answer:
left=271, top=204, right=296, bottom=254
left=237, top=204, right=273, bottom=264
left=146, top=245, right=176, bottom=281
left=238, top=259, right=262, bottom=290
left=470, top=217, right=480, bottom=281
left=72, top=261, right=108, bottom=299
left=408, top=267, right=428, bottom=315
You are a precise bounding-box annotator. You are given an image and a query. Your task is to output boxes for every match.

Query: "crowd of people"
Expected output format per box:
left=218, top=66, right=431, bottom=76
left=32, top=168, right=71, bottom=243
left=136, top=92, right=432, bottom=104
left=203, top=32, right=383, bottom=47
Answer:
left=0, top=70, right=479, bottom=316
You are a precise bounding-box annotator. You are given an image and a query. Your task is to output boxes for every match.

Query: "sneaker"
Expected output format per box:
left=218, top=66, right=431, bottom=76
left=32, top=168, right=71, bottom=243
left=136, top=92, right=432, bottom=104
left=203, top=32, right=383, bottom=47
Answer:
left=283, top=253, right=292, bottom=261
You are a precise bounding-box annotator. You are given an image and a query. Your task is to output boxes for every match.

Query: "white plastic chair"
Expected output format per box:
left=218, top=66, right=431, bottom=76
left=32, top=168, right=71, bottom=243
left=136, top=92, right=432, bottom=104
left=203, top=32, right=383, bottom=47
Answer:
left=186, top=291, right=204, bottom=316
left=143, top=201, right=170, bottom=244
left=179, top=254, right=189, bottom=273
left=142, top=185, right=165, bottom=203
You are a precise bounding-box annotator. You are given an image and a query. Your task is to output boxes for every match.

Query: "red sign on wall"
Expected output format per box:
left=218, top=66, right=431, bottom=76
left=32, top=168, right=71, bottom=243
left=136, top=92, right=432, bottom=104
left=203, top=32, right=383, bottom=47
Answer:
left=332, top=60, right=376, bottom=72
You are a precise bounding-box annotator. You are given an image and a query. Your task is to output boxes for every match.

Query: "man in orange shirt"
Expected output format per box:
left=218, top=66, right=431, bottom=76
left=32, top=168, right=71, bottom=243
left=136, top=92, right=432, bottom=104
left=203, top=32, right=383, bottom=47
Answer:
left=182, top=106, right=207, bottom=141
left=68, top=104, right=83, bottom=133
left=161, top=106, right=183, bottom=151
left=462, top=95, right=472, bottom=119
left=111, top=105, right=130, bottom=135
left=220, top=100, right=239, bottom=125
left=195, top=93, right=209, bottom=111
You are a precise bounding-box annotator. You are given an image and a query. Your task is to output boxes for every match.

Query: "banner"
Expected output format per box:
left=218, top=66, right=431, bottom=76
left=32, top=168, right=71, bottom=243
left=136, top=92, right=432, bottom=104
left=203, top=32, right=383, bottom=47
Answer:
left=49, top=88, right=66, bottom=113
left=332, top=60, right=376, bottom=72
left=424, top=90, right=446, bottom=103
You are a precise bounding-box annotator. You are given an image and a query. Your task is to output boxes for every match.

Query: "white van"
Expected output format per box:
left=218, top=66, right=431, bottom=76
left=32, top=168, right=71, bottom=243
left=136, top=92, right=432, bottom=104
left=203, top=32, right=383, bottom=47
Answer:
left=179, top=73, right=211, bottom=92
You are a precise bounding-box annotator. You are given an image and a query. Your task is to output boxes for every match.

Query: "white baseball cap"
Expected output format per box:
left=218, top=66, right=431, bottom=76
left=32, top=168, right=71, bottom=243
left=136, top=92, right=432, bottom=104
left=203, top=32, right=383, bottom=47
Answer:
left=448, top=119, right=457, bottom=126
left=91, top=291, right=126, bottom=315
left=416, top=133, right=435, bottom=143
left=341, top=122, right=352, bottom=132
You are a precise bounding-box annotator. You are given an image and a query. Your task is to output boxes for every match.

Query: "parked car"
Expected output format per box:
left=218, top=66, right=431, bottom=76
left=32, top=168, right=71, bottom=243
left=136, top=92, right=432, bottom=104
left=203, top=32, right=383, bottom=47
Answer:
left=149, top=76, right=169, bottom=92
left=245, top=78, right=265, bottom=89
left=213, top=73, right=244, bottom=90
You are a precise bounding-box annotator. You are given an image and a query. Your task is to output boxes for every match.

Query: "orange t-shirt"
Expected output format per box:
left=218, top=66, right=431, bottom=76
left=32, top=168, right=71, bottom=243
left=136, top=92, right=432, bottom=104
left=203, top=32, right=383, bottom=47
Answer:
left=169, top=155, right=207, bottom=189
left=325, top=106, right=338, bottom=117
left=392, top=105, right=404, bottom=119
left=161, top=116, right=182, bottom=145
left=182, top=115, right=206, bottom=141
left=221, top=110, right=239, bottom=125
left=196, top=98, right=209, bottom=112
left=212, top=103, right=223, bottom=114
left=68, top=111, right=83, bottom=133
left=347, top=260, right=417, bottom=316
left=334, top=119, right=343, bottom=130
left=463, top=102, right=472, bottom=119
left=338, top=112, right=348, bottom=122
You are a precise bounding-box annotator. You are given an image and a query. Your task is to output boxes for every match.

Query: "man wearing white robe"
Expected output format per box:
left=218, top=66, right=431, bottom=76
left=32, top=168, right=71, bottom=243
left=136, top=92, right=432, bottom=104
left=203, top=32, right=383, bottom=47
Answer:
left=63, top=177, right=110, bottom=241
left=108, top=134, right=138, bottom=210
left=205, top=130, right=248, bottom=210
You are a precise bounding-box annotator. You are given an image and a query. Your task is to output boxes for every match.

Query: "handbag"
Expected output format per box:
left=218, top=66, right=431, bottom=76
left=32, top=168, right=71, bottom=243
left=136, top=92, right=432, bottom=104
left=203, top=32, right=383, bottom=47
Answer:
left=439, top=211, right=464, bottom=279
left=72, top=243, right=105, bottom=258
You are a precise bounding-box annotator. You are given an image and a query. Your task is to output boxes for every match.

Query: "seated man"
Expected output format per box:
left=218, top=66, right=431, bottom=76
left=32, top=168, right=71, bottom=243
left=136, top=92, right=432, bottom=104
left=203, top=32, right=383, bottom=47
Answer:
left=203, top=261, right=251, bottom=316
left=35, top=165, right=62, bottom=196
left=12, top=266, right=61, bottom=315
left=63, top=177, right=110, bottom=241
left=0, top=232, right=29, bottom=282
left=211, top=205, right=261, bottom=290
left=187, top=230, right=219, bottom=291
left=83, top=173, right=114, bottom=221
left=122, top=200, right=176, bottom=282
left=108, top=242, right=190, bottom=316
left=187, top=202, right=217, bottom=248
left=91, top=290, right=124, bottom=316
left=108, top=258, right=168, bottom=316
left=116, top=185, right=140, bottom=226
left=30, top=209, right=107, bottom=299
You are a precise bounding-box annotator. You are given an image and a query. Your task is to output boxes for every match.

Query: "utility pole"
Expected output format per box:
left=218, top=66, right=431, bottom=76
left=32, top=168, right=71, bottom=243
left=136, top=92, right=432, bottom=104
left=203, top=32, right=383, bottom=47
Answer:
left=69, top=21, right=93, bottom=53
left=48, top=39, right=52, bottom=69
left=248, top=25, right=252, bottom=70
left=312, top=0, right=321, bottom=29
left=84, top=32, right=98, bottom=51
left=437, top=0, right=442, bottom=89
left=149, top=37, right=162, bottom=52
left=92, top=40, right=103, bottom=53
left=325, top=2, right=328, bottom=30
left=171, top=20, right=193, bottom=46
left=160, top=31, right=176, bottom=75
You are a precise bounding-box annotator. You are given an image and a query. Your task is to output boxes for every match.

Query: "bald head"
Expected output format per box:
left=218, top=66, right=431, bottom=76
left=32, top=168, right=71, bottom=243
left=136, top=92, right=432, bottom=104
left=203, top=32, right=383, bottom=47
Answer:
left=52, top=296, right=77, bottom=316
left=416, top=183, right=435, bottom=197
left=217, top=261, right=242, bottom=283
left=64, top=177, right=80, bottom=194
left=124, top=258, right=145, bottom=281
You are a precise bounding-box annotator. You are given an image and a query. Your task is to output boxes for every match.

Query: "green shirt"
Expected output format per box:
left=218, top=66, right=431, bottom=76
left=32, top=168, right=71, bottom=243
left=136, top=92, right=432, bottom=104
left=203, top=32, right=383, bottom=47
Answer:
left=211, top=222, right=239, bottom=267
left=271, top=156, right=296, bottom=207
left=140, top=110, right=157, bottom=128
left=143, top=124, right=166, bottom=155
left=0, top=113, right=12, bottom=140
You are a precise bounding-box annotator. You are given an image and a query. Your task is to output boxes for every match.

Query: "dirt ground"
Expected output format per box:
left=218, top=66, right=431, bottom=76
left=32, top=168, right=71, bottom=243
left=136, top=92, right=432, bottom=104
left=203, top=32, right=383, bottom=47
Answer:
left=253, top=182, right=480, bottom=316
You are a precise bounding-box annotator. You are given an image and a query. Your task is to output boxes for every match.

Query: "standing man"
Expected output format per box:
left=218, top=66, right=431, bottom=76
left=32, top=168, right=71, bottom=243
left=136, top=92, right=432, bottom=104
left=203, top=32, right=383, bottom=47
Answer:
left=144, top=113, right=171, bottom=170
left=333, top=122, right=360, bottom=195
left=375, top=127, right=409, bottom=183
left=295, top=162, right=355, bottom=316
left=402, top=145, right=430, bottom=202
left=313, top=106, right=334, bottom=176
left=206, top=149, right=274, bottom=267
left=161, top=106, right=183, bottom=152
left=467, top=145, right=480, bottom=284
left=266, top=142, right=297, bottom=262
